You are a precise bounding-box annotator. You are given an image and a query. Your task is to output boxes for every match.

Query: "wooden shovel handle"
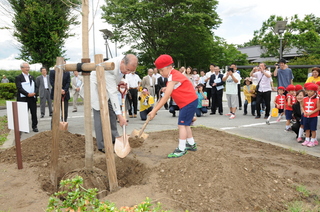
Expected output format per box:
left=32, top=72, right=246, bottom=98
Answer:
left=138, top=116, right=151, bottom=137
left=118, top=83, right=128, bottom=99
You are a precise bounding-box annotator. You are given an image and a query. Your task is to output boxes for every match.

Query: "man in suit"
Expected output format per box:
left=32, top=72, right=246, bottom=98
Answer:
left=158, top=75, right=168, bottom=110
left=15, top=62, right=38, bottom=132
left=141, top=68, right=156, bottom=97
left=50, top=63, right=71, bottom=122
left=71, top=70, right=83, bottom=112
left=209, top=66, right=225, bottom=115
left=90, top=54, right=138, bottom=153
left=36, top=67, right=52, bottom=118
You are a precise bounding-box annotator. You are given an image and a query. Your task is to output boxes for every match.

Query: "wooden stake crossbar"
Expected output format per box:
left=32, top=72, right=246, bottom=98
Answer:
left=61, top=62, right=115, bottom=73
left=50, top=56, right=119, bottom=191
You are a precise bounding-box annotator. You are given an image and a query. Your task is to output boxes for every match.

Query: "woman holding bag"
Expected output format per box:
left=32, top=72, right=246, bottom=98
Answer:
left=195, top=83, right=208, bottom=117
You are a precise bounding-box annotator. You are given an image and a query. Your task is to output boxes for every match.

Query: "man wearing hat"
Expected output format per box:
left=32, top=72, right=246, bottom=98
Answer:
left=1, top=75, right=9, bottom=83
left=149, top=54, right=198, bottom=158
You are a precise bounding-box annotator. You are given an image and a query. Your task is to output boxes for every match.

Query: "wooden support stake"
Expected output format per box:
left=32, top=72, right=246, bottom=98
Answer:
left=82, top=58, right=94, bottom=170
left=12, top=102, right=22, bottom=169
left=95, top=54, right=118, bottom=191
left=50, top=57, right=64, bottom=190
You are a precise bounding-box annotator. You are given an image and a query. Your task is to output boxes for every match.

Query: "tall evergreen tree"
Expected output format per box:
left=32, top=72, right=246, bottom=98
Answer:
left=8, top=0, right=80, bottom=69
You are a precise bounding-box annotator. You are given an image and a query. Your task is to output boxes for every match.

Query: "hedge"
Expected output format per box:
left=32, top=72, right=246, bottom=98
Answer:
left=0, top=83, right=17, bottom=100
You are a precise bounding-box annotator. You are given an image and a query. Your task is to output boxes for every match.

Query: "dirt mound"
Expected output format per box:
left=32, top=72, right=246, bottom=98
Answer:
left=1, top=127, right=320, bottom=211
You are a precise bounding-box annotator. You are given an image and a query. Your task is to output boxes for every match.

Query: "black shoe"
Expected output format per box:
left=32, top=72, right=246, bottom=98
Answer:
left=210, top=113, right=215, bottom=115
left=255, top=116, right=261, bottom=119
left=252, top=114, right=255, bottom=116
left=239, top=107, right=242, bottom=110
left=41, top=115, right=44, bottom=118
left=98, top=149, right=105, bottom=153
left=33, top=128, right=39, bottom=132
left=264, top=116, right=268, bottom=119
left=219, top=112, right=223, bottom=115
left=49, top=114, right=52, bottom=117
left=172, top=114, right=176, bottom=117
left=243, top=113, right=247, bottom=115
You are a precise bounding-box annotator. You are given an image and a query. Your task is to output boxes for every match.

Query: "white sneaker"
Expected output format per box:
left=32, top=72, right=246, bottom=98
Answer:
left=229, top=114, right=236, bottom=119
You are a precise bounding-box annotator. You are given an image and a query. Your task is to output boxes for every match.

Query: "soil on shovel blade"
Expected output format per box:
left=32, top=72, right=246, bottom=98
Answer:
left=1, top=127, right=320, bottom=211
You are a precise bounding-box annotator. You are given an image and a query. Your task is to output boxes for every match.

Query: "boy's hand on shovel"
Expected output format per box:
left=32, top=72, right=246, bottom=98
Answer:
left=148, top=111, right=156, bottom=120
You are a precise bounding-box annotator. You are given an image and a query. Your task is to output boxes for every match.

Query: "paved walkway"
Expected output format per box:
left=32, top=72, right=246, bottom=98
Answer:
left=1, top=92, right=320, bottom=157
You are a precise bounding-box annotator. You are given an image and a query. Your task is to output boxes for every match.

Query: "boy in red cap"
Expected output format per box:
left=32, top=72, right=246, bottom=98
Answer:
left=284, top=84, right=296, bottom=131
left=148, top=54, right=198, bottom=158
left=301, top=83, right=319, bottom=147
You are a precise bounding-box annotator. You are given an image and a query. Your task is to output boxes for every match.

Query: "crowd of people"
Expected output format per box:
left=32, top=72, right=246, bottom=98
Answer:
left=13, top=55, right=320, bottom=158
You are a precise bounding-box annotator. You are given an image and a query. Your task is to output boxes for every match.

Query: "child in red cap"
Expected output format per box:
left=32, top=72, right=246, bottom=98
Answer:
left=266, top=86, right=286, bottom=124
left=284, top=84, right=296, bottom=131
left=148, top=54, right=198, bottom=158
left=301, top=83, right=320, bottom=147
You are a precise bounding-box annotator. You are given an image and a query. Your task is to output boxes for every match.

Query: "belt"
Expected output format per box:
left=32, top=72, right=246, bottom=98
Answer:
left=129, top=87, right=138, bottom=89
left=45, top=88, right=49, bottom=90
left=150, top=86, right=153, bottom=87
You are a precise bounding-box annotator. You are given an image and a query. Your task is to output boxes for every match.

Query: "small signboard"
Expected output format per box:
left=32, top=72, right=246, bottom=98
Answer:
left=6, top=101, right=30, bottom=133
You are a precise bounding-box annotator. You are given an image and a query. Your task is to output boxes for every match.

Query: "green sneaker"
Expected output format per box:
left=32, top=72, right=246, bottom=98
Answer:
left=167, top=148, right=187, bottom=158
left=186, top=142, right=197, bottom=151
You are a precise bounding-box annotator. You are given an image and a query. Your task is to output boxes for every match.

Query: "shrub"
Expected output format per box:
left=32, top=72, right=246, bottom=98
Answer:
left=0, top=83, right=16, bottom=100
left=47, top=176, right=170, bottom=212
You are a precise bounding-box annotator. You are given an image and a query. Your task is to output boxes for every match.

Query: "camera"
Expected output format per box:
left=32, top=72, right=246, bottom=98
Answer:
left=275, top=63, right=279, bottom=66
left=228, top=67, right=234, bottom=73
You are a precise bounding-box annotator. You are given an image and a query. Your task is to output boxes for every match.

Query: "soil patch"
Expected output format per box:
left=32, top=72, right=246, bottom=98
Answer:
left=1, top=127, right=320, bottom=211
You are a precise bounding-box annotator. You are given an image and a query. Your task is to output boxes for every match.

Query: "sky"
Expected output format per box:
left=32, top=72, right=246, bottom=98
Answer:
left=0, top=0, right=319, bottom=71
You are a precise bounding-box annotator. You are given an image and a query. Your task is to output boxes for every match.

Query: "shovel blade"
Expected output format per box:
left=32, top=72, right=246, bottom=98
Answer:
left=140, top=133, right=149, bottom=140
left=130, top=129, right=140, bottom=138
left=114, top=134, right=131, bottom=158
left=59, top=122, right=68, bottom=131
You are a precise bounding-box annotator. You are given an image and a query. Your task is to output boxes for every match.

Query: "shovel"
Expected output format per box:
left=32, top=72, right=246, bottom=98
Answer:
left=130, top=116, right=150, bottom=140
left=114, top=84, right=131, bottom=158
left=59, top=95, right=68, bottom=131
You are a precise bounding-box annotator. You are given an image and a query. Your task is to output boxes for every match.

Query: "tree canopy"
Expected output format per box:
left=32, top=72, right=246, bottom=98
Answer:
left=8, top=0, right=80, bottom=69
left=240, top=14, right=320, bottom=59
left=101, top=0, right=226, bottom=69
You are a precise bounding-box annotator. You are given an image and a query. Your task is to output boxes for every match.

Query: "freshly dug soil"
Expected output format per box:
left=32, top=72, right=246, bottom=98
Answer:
left=1, top=127, right=320, bottom=211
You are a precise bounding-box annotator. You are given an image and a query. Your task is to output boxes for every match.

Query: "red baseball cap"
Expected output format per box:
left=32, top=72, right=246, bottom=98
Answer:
left=278, top=86, right=285, bottom=90
left=295, top=84, right=303, bottom=91
left=304, top=82, right=313, bottom=88
left=286, top=84, right=295, bottom=91
left=154, top=54, right=174, bottom=69
left=316, top=81, right=320, bottom=86
left=306, top=83, right=318, bottom=91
